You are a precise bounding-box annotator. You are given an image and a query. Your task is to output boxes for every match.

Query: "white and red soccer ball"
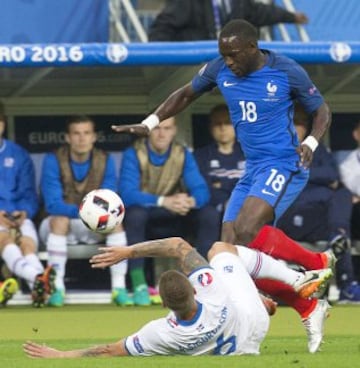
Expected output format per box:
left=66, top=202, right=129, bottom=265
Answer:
left=79, top=189, right=125, bottom=234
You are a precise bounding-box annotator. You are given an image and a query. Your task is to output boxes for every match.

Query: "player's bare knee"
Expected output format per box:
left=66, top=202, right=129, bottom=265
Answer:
left=221, top=222, right=236, bottom=243
left=234, top=221, right=259, bottom=245
left=208, top=241, right=235, bottom=261
left=19, top=236, right=37, bottom=255
left=49, top=216, right=70, bottom=235
left=111, top=223, right=125, bottom=233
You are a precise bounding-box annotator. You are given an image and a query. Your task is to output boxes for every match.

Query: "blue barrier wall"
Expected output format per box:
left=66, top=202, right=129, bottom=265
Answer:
left=0, top=41, right=358, bottom=67
left=275, top=0, right=360, bottom=42
left=0, top=0, right=108, bottom=43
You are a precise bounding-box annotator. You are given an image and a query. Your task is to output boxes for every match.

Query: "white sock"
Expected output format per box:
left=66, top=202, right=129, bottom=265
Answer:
left=24, top=253, right=44, bottom=274
left=236, top=246, right=301, bottom=286
left=2, top=244, right=39, bottom=288
left=24, top=253, right=44, bottom=289
left=47, top=233, right=67, bottom=290
left=106, top=231, right=127, bottom=289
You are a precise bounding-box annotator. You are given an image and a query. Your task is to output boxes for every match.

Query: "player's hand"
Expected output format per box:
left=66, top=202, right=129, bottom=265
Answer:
left=90, top=247, right=129, bottom=268
left=294, top=12, right=308, bottom=24
left=23, top=341, right=63, bottom=358
left=0, top=211, right=14, bottom=228
left=163, top=194, right=193, bottom=215
left=11, top=210, right=26, bottom=226
left=111, top=124, right=150, bottom=136
left=297, top=144, right=313, bottom=169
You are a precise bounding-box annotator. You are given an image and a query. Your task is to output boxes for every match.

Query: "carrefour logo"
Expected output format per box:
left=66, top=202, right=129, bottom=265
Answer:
left=106, top=44, right=128, bottom=63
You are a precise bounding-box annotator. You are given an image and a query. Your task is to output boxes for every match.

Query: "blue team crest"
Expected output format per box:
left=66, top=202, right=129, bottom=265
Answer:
left=198, top=272, right=213, bottom=286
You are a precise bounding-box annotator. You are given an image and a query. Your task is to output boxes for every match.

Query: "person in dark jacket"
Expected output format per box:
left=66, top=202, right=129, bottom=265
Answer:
left=194, top=104, right=245, bottom=216
left=148, top=0, right=308, bottom=41
left=277, top=105, right=360, bottom=303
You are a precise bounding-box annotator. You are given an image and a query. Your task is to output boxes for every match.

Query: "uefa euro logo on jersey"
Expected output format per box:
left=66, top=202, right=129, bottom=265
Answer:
left=198, top=272, right=213, bottom=286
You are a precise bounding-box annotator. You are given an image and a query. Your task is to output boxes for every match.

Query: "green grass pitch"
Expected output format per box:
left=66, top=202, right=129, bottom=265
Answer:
left=1, top=304, right=359, bottom=368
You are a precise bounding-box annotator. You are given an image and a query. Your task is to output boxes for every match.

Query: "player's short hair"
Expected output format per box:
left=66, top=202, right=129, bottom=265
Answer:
left=159, top=270, right=194, bottom=312
left=65, top=114, right=96, bottom=132
left=210, top=103, right=229, bottom=118
left=209, top=104, right=231, bottom=127
left=220, top=19, right=258, bottom=42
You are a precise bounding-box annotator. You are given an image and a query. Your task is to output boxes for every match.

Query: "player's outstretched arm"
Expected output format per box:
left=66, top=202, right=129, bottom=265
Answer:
left=299, top=102, right=331, bottom=168
left=90, top=237, right=208, bottom=275
left=23, top=339, right=128, bottom=358
left=111, top=83, right=201, bottom=135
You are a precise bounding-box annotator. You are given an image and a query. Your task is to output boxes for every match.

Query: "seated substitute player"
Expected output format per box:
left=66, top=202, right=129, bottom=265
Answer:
left=0, top=113, right=55, bottom=307
left=111, top=20, right=331, bottom=319
left=39, top=115, right=130, bottom=307
left=24, top=237, right=331, bottom=358
left=194, top=103, right=245, bottom=217
left=119, top=116, right=219, bottom=305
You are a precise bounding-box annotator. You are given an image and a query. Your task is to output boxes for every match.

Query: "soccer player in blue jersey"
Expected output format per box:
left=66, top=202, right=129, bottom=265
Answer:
left=113, top=19, right=330, bottom=246
left=112, top=20, right=333, bottom=351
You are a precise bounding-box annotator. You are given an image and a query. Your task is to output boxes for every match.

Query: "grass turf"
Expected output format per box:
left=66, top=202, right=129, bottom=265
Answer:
left=0, top=304, right=359, bottom=368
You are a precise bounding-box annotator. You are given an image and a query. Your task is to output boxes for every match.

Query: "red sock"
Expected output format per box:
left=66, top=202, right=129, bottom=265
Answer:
left=249, top=225, right=325, bottom=270
left=256, top=279, right=317, bottom=318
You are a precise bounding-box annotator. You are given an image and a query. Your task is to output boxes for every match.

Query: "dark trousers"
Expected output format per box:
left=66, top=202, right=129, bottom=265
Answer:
left=277, top=186, right=352, bottom=242
left=124, top=205, right=221, bottom=284
left=351, top=202, right=360, bottom=240
left=277, top=186, right=356, bottom=289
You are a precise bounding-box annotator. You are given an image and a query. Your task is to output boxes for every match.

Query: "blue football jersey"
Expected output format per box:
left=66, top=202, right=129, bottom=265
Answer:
left=192, top=50, right=324, bottom=164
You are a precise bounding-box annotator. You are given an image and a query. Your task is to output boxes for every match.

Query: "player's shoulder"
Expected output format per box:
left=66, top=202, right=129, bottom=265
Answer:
left=4, top=139, right=28, bottom=154
left=200, top=56, right=225, bottom=76
left=265, top=49, right=299, bottom=71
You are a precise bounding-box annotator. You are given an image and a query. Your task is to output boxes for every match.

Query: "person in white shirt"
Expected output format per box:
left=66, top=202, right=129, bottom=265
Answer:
left=338, top=120, right=360, bottom=241
left=338, top=120, right=360, bottom=200
left=23, top=238, right=331, bottom=358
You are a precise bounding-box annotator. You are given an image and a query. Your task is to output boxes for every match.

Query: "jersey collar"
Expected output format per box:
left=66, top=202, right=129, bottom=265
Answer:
left=176, top=301, right=203, bottom=326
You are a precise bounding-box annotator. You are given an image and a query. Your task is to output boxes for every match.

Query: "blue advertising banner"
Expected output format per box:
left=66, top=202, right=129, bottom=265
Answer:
left=0, top=41, right=359, bottom=67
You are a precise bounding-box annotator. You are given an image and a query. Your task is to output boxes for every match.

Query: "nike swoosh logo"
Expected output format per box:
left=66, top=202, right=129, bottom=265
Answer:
left=223, top=81, right=236, bottom=87
left=261, top=189, right=276, bottom=196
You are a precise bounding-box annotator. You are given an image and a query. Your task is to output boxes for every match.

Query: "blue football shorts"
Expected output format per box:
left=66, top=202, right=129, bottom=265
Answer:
left=223, top=160, right=309, bottom=224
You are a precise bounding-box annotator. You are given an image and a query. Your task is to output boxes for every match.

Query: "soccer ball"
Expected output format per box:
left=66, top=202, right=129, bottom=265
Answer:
left=79, top=189, right=125, bottom=234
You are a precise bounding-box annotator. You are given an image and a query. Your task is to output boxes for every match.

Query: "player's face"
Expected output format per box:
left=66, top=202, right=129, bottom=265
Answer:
left=149, top=117, right=177, bottom=153
left=66, top=121, right=97, bottom=157
left=219, top=36, right=257, bottom=77
left=210, top=112, right=235, bottom=145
